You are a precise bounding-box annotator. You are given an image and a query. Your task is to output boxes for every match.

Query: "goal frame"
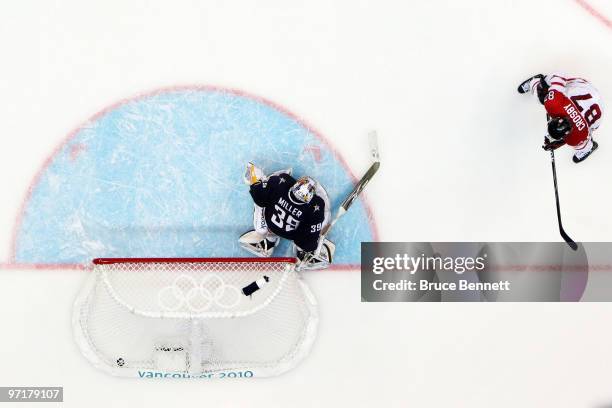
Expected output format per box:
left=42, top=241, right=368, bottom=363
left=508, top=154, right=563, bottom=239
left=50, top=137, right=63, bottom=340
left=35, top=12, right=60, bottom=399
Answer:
left=73, top=256, right=317, bottom=379
left=93, top=257, right=297, bottom=265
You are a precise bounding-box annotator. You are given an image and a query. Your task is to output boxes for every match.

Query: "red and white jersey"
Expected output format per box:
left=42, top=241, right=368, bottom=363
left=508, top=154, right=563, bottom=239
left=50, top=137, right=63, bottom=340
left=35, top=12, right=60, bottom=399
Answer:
left=542, top=73, right=603, bottom=148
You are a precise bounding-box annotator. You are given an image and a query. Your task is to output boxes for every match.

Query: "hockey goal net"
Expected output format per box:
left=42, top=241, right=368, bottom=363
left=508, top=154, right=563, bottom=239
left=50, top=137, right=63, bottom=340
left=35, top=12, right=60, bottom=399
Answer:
left=73, top=257, right=317, bottom=379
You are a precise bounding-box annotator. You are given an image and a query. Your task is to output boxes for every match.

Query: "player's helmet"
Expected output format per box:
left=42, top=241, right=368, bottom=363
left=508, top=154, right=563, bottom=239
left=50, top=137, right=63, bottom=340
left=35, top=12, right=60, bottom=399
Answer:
left=547, top=117, right=572, bottom=141
left=289, top=176, right=316, bottom=204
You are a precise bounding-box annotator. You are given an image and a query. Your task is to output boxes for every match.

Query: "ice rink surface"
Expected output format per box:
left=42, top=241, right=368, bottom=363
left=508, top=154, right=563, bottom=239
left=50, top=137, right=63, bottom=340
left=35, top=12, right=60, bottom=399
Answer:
left=1, top=0, right=612, bottom=407
left=12, top=87, right=375, bottom=265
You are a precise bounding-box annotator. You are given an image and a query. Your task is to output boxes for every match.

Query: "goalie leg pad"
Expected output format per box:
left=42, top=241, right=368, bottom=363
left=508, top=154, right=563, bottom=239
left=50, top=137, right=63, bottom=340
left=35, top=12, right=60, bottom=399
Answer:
left=321, top=239, right=335, bottom=263
left=253, top=205, right=270, bottom=236
left=239, top=230, right=277, bottom=257
left=295, top=239, right=335, bottom=271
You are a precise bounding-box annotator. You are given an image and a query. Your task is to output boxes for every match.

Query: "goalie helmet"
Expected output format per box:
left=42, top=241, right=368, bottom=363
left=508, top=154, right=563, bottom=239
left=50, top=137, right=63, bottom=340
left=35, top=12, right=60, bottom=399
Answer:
left=547, top=116, right=572, bottom=141
left=289, top=176, right=316, bottom=204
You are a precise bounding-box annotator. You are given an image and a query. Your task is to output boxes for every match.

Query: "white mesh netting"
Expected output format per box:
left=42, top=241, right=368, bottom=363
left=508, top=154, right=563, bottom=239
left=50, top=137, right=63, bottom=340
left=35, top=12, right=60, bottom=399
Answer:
left=72, top=258, right=318, bottom=379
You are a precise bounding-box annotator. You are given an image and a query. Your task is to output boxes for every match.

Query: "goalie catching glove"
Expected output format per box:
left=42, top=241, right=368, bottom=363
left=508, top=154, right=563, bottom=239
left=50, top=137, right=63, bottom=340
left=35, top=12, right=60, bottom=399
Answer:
left=243, top=162, right=266, bottom=185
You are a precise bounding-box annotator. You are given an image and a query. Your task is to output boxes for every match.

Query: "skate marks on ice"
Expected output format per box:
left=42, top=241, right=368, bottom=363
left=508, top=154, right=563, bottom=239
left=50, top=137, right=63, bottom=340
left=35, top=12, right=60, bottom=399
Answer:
left=12, top=87, right=376, bottom=267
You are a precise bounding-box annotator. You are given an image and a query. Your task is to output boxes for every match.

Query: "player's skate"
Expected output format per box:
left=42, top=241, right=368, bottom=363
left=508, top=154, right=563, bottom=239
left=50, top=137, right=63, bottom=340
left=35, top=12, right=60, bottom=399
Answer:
left=573, top=141, right=598, bottom=163
left=517, top=74, right=544, bottom=94
left=239, top=230, right=278, bottom=257
left=295, top=239, right=335, bottom=271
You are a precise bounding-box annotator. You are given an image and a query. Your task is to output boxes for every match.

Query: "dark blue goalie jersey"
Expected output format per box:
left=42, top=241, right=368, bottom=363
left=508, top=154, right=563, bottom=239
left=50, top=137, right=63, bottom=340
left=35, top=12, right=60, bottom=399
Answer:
left=249, top=173, right=326, bottom=252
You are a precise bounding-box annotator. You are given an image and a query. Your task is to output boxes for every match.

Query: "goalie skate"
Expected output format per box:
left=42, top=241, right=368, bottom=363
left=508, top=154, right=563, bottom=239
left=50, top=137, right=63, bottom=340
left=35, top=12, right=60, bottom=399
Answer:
left=239, top=230, right=277, bottom=257
left=296, top=239, right=336, bottom=271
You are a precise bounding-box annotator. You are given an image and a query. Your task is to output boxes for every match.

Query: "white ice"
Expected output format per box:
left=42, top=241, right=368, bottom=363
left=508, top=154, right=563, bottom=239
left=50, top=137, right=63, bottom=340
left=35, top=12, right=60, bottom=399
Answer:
left=1, top=1, right=612, bottom=407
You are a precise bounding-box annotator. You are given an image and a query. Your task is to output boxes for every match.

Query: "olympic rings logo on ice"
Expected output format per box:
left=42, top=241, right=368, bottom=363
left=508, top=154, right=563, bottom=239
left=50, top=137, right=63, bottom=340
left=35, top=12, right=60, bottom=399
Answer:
left=157, top=274, right=242, bottom=312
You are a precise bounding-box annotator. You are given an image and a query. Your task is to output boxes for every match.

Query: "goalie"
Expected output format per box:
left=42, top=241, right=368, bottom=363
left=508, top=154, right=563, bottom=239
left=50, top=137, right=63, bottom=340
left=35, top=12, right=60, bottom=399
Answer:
left=239, top=163, right=335, bottom=270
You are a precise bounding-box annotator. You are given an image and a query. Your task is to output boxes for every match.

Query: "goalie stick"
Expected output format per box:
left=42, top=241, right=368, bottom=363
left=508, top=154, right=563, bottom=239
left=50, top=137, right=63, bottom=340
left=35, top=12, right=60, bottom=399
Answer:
left=321, top=131, right=380, bottom=236
left=298, top=131, right=380, bottom=270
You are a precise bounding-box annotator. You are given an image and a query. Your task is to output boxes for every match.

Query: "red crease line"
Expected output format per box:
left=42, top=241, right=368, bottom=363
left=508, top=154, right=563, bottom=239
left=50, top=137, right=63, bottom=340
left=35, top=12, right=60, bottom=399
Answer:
left=574, top=0, right=612, bottom=30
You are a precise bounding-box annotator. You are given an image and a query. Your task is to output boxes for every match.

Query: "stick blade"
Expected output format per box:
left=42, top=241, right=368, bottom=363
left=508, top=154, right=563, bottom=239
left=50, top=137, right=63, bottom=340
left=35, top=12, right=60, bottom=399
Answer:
left=561, top=231, right=578, bottom=250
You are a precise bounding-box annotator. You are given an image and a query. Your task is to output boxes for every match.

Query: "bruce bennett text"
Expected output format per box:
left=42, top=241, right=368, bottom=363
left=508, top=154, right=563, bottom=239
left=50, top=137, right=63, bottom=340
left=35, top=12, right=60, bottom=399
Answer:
left=372, top=280, right=511, bottom=292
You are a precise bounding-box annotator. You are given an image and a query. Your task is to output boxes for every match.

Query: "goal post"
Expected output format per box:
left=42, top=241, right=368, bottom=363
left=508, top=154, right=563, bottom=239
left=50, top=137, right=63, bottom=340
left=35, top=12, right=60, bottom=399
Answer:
left=73, top=257, right=318, bottom=379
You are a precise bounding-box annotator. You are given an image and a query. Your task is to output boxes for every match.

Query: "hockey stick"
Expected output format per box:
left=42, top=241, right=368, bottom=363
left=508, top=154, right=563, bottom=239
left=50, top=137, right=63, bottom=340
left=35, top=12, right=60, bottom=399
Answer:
left=321, top=131, right=380, bottom=237
left=297, top=132, right=380, bottom=270
left=549, top=149, right=578, bottom=250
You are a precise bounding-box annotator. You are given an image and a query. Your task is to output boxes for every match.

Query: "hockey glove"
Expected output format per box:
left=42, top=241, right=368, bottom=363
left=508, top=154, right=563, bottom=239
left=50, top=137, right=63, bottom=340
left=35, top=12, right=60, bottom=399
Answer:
left=243, top=162, right=266, bottom=185
left=542, top=136, right=565, bottom=151
left=536, top=75, right=549, bottom=105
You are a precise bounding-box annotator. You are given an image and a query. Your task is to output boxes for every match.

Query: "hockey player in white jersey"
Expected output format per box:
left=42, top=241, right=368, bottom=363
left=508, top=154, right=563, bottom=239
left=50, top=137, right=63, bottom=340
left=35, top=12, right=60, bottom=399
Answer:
left=518, top=73, right=604, bottom=163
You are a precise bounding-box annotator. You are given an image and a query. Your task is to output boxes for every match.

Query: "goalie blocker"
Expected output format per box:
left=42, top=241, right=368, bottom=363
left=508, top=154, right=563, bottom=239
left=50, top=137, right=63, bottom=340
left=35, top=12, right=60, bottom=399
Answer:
left=239, top=165, right=334, bottom=270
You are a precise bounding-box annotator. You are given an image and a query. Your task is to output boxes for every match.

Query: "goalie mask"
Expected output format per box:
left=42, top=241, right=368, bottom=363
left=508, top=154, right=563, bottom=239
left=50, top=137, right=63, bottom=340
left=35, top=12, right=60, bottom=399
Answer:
left=289, top=176, right=316, bottom=204
left=547, top=116, right=572, bottom=141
